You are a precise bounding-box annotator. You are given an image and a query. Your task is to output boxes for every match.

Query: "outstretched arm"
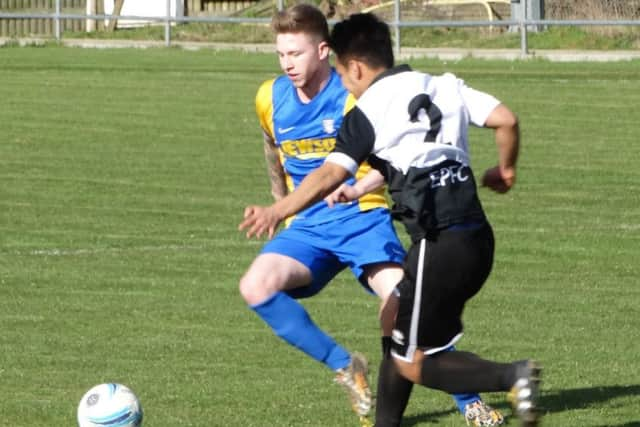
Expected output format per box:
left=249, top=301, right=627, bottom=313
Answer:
left=481, top=103, right=520, bottom=193
left=239, top=162, right=351, bottom=239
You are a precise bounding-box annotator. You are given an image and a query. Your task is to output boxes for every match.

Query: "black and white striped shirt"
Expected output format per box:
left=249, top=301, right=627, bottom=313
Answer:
left=326, top=65, right=501, bottom=240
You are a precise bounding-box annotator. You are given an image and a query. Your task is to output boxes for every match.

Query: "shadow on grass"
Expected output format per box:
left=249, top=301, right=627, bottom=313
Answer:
left=542, top=384, right=640, bottom=427
left=399, top=384, right=640, bottom=426
left=401, top=407, right=459, bottom=426
left=540, top=384, right=640, bottom=413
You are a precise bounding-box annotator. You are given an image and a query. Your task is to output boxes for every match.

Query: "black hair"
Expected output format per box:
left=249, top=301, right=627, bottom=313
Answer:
left=329, top=13, right=394, bottom=68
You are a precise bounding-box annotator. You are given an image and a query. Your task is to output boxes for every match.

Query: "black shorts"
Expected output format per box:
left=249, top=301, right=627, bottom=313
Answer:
left=391, top=222, right=495, bottom=361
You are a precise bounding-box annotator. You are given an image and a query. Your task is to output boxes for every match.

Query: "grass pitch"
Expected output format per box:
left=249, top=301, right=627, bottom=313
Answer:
left=0, top=46, right=639, bottom=426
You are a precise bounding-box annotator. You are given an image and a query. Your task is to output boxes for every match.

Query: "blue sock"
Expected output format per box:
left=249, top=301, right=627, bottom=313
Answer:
left=251, top=292, right=351, bottom=371
left=446, top=346, right=481, bottom=413
left=452, top=392, right=481, bottom=413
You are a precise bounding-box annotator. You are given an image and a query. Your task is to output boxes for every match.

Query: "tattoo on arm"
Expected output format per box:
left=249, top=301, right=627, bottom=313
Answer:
left=263, top=134, right=288, bottom=201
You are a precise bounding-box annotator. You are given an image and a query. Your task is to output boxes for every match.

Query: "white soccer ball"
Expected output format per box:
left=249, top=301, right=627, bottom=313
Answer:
left=77, top=383, right=143, bottom=427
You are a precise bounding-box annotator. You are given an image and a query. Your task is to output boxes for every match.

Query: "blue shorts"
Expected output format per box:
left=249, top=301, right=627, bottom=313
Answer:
left=261, top=208, right=406, bottom=299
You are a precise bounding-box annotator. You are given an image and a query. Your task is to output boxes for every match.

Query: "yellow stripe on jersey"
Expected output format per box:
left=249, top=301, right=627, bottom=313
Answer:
left=344, top=93, right=387, bottom=211
left=255, top=78, right=275, bottom=139
left=355, top=162, right=388, bottom=211
left=344, top=93, right=357, bottom=115
left=281, top=147, right=296, bottom=228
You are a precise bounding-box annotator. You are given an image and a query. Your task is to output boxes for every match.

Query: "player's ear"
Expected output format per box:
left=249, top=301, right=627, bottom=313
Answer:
left=318, top=40, right=330, bottom=60
left=348, top=59, right=363, bottom=80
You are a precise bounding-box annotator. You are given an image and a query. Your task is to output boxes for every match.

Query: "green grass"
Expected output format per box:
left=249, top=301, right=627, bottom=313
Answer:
left=1, top=46, right=639, bottom=426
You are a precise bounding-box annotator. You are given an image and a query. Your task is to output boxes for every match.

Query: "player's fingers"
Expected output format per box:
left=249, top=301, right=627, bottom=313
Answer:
left=480, top=169, right=493, bottom=187
left=238, top=215, right=254, bottom=231
left=491, top=181, right=509, bottom=193
left=497, top=183, right=510, bottom=193
left=239, top=207, right=255, bottom=230
left=246, top=222, right=261, bottom=239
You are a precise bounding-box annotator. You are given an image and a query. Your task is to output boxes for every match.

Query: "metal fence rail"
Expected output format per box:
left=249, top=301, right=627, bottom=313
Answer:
left=1, top=0, right=639, bottom=57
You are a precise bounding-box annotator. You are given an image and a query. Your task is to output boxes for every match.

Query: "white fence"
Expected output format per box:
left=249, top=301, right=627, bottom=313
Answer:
left=1, top=0, right=639, bottom=57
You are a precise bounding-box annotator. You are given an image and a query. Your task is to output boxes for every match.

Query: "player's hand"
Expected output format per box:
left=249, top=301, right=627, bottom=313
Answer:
left=481, top=165, right=515, bottom=194
left=324, top=183, right=360, bottom=208
left=239, top=205, right=281, bottom=239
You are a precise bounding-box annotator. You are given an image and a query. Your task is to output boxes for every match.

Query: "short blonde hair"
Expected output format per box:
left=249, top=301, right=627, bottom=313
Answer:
left=272, top=3, right=330, bottom=42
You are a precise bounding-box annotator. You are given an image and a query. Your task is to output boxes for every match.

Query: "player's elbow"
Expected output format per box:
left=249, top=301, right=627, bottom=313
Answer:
left=486, top=104, right=519, bottom=130
left=503, top=108, right=519, bottom=129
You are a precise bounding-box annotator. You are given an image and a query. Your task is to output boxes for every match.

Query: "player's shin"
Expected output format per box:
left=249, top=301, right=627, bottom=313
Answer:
left=251, top=291, right=350, bottom=369
left=445, top=346, right=484, bottom=414
left=374, top=337, right=413, bottom=427
left=418, top=350, right=516, bottom=393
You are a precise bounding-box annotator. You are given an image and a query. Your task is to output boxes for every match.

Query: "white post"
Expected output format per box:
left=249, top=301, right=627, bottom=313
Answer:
left=520, top=0, right=528, bottom=57
left=55, top=0, right=61, bottom=41
left=165, top=0, right=171, bottom=47
left=393, top=0, right=400, bottom=56
left=86, top=0, right=96, bottom=32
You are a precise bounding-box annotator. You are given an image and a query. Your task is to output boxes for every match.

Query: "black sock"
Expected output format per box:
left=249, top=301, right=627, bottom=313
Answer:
left=374, top=337, right=414, bottom=427
left=419, top=350, right=517, bottom=393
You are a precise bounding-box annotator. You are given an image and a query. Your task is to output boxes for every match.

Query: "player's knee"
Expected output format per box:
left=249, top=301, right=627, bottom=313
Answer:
left=239, top=272, right=260, bottom=305
left=396, top=359, right=422, bottom=384
left=365, top=263, right=403, bottom=299
left=239, top=269, right=282, bottom=305
left=394, top=354, right=423, bottom=384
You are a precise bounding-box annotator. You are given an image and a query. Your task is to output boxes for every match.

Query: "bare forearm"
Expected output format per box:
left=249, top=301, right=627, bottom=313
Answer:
left=273, top=162, right=350, bottom=220
left=495, top=120, right=519, bottom=170
left=263, top=136, right=288, bottom=200
left=494, top=125, right=519, bottom=190
left=353, top=169, right=385, bottom=196
left=485, top=104, right=519, bottom=186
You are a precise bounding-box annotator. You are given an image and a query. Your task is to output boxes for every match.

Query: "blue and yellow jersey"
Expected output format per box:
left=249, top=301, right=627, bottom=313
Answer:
left=255, top=68, right=388, bottom=226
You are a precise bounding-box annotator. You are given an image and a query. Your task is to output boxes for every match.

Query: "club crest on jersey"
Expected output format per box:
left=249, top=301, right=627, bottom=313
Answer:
left=322, top=119, right=335, bottom=134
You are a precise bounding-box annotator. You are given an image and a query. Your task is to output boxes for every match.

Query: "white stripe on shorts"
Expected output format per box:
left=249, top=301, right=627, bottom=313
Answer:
left=393, top=238, right=427, bottom=363
left=392, top=238, right=464, bottom=362
left=409, top=238, right=427, bottom=354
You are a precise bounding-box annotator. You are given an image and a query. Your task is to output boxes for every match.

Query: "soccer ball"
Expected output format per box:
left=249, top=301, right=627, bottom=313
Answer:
left=77, top=383, right=143, bottom=427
